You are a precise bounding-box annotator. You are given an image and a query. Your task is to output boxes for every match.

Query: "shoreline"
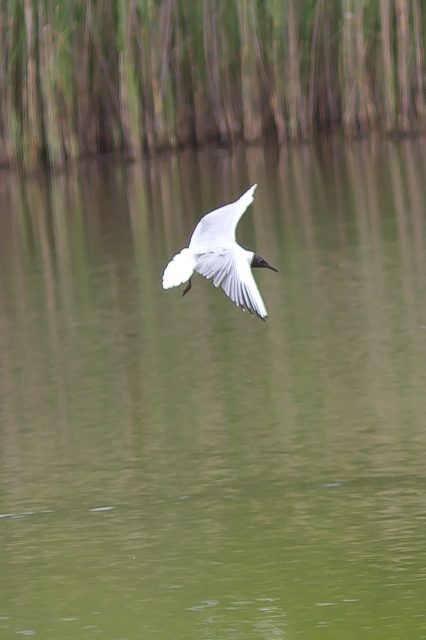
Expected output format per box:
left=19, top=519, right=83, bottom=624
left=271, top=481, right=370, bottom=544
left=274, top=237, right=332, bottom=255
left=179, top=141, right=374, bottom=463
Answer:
left=1, top=129, right=426, bottom=178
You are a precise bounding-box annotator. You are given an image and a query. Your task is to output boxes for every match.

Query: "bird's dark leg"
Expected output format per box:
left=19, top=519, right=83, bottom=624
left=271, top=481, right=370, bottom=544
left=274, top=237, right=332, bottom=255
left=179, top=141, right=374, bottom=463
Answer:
left=182, top=278, right=192, bottom=297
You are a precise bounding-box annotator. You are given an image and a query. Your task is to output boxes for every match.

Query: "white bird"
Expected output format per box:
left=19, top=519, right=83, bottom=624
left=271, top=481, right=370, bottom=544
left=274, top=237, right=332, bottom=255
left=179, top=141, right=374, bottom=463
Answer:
left=162, top=184, right=278, bottom=320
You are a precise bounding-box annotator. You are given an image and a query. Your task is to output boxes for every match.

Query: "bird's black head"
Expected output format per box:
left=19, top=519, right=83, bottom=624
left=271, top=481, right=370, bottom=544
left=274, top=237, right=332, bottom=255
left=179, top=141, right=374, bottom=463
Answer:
left=251, top=254, right=278, bottom=272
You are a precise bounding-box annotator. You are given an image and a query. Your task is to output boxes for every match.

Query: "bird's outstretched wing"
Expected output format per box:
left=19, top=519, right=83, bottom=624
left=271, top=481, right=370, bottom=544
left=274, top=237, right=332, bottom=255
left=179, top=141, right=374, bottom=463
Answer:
left=195, top=247, right=267, bottom=320
left=189, top=184, right=257, bottom=253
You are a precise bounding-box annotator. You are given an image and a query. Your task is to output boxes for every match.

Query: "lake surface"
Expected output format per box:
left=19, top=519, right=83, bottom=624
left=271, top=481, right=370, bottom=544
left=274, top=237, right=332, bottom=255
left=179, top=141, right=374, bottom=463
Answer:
left=1, top=138, right=426, bottom=639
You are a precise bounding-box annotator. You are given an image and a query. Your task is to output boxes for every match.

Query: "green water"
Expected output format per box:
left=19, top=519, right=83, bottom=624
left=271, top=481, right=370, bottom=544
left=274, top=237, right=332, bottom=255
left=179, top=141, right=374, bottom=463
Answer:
left=1, top=139, right=426, bottom=639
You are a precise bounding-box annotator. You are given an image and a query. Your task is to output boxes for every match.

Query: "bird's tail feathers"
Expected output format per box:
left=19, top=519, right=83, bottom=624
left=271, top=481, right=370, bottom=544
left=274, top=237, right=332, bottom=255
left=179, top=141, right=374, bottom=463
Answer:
left=162, top=248, right=196, bottom=289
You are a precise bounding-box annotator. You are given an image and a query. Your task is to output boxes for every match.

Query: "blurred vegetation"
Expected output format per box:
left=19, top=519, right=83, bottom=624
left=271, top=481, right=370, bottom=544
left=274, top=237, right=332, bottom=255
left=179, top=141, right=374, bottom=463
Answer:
left=1, top=0, right=425, bottom=171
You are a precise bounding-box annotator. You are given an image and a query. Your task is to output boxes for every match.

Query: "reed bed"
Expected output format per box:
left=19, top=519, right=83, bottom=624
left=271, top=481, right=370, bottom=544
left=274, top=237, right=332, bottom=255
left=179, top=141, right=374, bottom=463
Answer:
left=1, top=0, right=425, bottom=171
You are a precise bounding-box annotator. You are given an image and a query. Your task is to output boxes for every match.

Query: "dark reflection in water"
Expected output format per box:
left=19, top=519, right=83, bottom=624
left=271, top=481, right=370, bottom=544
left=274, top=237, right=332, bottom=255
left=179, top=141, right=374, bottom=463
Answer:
left=1, top=140, right=426, bottom=639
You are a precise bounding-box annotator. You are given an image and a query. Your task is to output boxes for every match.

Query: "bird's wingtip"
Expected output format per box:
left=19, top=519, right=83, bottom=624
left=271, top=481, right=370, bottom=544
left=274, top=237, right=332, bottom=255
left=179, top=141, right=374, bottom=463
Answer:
left=238, top=183, right=258, bottom=208
left=241, top=183, right=257, bottom=197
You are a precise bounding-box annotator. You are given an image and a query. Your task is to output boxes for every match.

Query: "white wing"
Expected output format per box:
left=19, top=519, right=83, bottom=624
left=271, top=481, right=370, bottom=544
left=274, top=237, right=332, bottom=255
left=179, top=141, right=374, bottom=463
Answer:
left=195, top=247, right=268, bottom=320
left=189, top=184, right=257, bottom=253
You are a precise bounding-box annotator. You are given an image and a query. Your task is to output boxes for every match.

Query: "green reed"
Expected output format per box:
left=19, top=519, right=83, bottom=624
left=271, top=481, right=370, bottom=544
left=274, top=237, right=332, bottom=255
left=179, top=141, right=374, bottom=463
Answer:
left=1, top=0, right=425, bottom=171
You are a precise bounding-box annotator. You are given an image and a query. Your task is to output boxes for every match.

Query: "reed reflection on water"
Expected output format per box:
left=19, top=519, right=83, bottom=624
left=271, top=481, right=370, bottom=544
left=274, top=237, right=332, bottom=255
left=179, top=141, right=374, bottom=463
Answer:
left=1, top=139, right=426, bottom=638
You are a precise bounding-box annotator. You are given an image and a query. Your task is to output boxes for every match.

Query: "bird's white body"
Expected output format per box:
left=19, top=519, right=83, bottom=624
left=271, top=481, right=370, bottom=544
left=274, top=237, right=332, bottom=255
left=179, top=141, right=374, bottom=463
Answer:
left=162, top=184, right=270, bottom=320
